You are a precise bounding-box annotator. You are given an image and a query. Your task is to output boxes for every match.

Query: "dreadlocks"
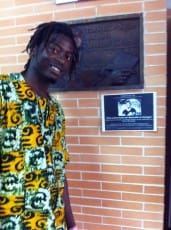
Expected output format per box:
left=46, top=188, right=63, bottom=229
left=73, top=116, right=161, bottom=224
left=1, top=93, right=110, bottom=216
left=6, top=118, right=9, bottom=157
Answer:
left=24, top=21, right=79, bottom=75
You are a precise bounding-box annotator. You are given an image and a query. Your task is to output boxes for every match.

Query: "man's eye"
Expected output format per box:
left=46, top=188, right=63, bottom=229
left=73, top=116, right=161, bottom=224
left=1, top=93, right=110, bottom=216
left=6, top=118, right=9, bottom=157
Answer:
left=48, top=44, right=60, bottom=53
left=48, top=43, right=74, bottom=62
left=65, top=54, right=73, bottom=62
left=52, top=46, right=60, bottom=54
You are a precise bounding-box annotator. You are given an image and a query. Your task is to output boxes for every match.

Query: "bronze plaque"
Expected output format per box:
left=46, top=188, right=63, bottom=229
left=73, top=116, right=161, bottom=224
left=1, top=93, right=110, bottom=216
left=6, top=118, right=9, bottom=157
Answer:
left=51, top=13, right=144, bottom=92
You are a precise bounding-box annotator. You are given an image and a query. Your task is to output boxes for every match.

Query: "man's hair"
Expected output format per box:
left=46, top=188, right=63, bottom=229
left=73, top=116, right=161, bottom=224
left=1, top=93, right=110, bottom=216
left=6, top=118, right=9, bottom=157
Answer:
left=24, top=21, right=79, bottom=75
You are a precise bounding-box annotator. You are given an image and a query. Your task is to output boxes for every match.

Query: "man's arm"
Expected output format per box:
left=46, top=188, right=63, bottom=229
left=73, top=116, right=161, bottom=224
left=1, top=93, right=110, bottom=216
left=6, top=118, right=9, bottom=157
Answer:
left=63, top=176, right=78, bottom=230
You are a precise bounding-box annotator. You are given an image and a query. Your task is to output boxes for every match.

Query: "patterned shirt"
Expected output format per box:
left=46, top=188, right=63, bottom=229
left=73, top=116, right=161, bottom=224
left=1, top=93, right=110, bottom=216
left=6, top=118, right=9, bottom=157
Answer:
left=0, top=73, right=69, bottom=230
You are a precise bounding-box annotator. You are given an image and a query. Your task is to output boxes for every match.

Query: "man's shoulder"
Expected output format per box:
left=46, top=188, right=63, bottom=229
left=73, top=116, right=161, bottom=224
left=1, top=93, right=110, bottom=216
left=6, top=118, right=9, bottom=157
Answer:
left=0, top=73, right=22, bottom=81
left=0, top=73, right=10, bottom=81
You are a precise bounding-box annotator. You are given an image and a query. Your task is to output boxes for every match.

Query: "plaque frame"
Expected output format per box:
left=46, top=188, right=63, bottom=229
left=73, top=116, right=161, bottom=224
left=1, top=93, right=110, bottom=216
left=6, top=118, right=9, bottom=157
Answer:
left=101, top=92, right=157, bottom=131
left=50, top=13, right=144, bottom=92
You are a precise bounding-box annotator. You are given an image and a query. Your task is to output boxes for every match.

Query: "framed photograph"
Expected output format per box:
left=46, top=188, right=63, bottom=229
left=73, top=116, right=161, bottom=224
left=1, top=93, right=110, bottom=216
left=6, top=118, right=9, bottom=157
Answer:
left=50, top=13, right=144, bottom=92
left=101, top=92, right=157, bottom=131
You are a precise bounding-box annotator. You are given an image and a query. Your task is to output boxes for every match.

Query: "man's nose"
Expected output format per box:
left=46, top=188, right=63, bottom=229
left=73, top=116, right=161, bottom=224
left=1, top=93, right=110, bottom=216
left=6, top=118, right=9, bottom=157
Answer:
left=57, top=50, right=67, bottom=63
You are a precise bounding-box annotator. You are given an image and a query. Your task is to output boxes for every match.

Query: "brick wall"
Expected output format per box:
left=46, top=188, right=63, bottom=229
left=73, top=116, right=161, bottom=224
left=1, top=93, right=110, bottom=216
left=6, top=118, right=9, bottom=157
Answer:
left=0, top=0, right=167, bottom=229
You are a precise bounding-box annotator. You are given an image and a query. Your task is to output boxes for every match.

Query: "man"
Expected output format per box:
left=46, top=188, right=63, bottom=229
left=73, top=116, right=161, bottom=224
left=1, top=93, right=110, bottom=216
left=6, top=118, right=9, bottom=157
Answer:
left=0, top=21, right=79, bottom=230
left=122, top=99, right=137, bottom=116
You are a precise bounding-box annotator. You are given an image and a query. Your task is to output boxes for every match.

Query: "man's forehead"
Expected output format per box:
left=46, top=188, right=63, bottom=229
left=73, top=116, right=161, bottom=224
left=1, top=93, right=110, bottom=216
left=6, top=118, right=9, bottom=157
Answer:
left=48, top=33, right=73, bottom=44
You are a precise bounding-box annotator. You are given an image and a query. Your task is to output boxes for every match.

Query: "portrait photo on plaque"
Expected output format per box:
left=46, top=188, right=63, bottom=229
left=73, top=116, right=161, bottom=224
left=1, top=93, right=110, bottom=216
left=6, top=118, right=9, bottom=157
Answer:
left=101, top=92, right=157, bottom=131
left=50, top=13, right=144, bottom=92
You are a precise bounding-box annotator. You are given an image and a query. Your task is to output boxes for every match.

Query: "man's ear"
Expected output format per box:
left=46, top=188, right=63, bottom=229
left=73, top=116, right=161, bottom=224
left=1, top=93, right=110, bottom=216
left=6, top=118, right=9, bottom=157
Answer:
left=73, top=29, right=82, bottom=48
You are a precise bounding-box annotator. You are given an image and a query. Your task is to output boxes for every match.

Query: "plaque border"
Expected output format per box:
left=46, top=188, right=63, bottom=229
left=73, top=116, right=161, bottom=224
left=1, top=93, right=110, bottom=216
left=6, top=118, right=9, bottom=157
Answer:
left=50, top=13, right=144, bottom=92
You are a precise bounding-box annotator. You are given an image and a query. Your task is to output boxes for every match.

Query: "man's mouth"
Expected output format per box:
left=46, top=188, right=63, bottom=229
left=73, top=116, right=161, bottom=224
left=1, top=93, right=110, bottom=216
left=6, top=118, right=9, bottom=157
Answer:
left=50, top=64, right=61, bottom=75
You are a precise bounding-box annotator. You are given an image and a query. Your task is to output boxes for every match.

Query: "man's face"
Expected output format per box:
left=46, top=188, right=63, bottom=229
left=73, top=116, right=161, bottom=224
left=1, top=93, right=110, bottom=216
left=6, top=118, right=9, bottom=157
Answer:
left=31, top=33, right=75, bottom=84
left=126, top=101, right=131, bottom=109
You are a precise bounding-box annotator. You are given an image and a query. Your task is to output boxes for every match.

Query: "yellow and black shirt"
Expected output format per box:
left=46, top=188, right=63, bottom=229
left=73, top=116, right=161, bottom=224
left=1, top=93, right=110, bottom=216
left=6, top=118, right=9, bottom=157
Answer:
left=0, top=73, right=69, bottom=230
